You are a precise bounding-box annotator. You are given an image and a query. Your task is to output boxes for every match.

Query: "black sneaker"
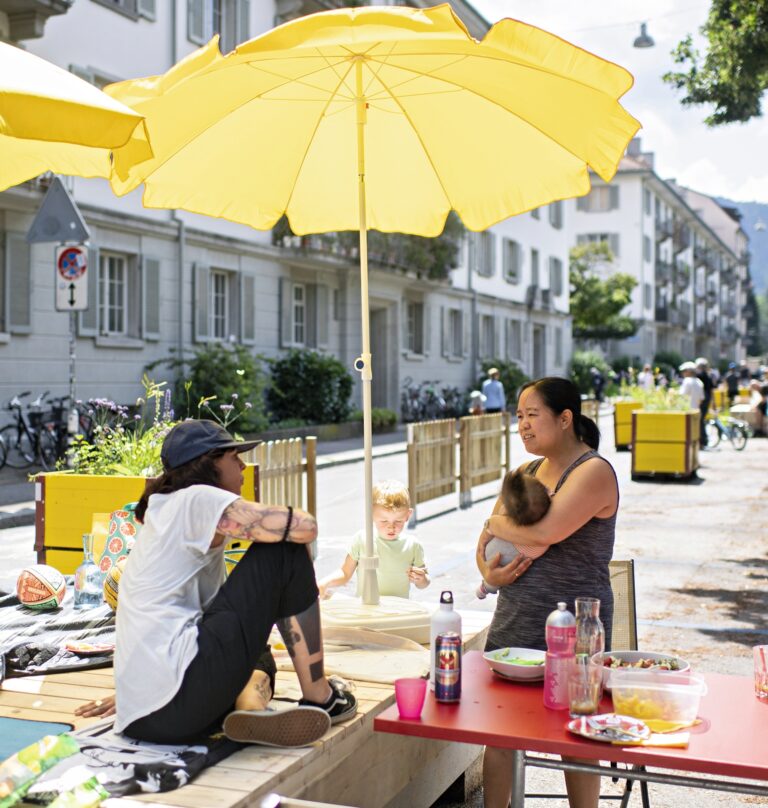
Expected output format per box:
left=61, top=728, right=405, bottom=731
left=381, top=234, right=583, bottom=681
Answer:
left=223, top=706, right=330, bottom=747
left=299, top=676, right=357, bottom=725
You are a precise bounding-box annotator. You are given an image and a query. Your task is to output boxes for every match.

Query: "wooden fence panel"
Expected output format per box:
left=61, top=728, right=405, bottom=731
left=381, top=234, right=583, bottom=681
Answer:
left=241, top=436, right=316, bottom=515
left=582, top=398, right=600, bottom=426
left=459, top=413, right=510, bottom=507
left=407, top=419, right=457, bottom=510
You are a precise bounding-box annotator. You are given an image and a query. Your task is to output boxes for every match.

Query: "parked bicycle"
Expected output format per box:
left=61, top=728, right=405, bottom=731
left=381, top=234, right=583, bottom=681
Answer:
left=705, top=413, right=749, bottom=451
left=400, top=377, right=448, bottom=422
left=1, top=391, right=58, bottom=470
left=0, top=432, right=7, bottom=471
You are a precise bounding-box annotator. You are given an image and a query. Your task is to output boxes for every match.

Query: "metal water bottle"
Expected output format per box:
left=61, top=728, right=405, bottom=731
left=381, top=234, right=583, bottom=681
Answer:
left=543, top=601, right=576, bottom=710
left=430, top=591, right=461, bottom=688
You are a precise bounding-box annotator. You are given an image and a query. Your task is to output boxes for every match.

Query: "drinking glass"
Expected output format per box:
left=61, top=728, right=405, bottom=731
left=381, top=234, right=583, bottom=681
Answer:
left=754, top=645, right=768, bottom=700
left=568, top=654, right=603, bottom=718
left=395, top=677, right=427, bottom=719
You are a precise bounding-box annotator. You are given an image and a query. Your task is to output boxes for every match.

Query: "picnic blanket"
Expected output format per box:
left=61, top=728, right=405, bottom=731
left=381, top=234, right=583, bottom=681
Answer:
left=0, top=584, right=115, bottom=679
left=22, top=720, right=241, bottom=800
left=272, top=626, right=430, bottom=684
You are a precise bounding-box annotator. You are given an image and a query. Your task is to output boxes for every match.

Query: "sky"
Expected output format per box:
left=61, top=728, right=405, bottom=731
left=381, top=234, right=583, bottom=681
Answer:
left=471, top=0, right=768, bottom=203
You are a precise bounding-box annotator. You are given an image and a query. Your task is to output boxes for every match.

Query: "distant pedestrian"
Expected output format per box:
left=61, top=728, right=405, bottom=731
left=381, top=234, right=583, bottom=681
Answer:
left=637, top=364, right=655, bottom=391
left=468, top=390, right=486, bottom=416
left=739, top=360, right=751, bottom=383
left=696, top=358, right=714, bottom=447
left=482, top=368, right=506, bottom=414
left=725, top=363, right=740, bottom=406
left=589, top=366, right=605, bottom=402
left=679, top=362, right=705, bottom=446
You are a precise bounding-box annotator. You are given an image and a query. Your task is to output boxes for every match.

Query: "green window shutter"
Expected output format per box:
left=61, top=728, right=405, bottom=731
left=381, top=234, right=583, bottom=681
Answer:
left=240, top=273, right=256, bottom=345
left=78, top=246, right=99, bottom=337
left=576, top=195, right=588, bottom=211
left=142, top=256, right=161, bottom=340
left=609, top=234, right=620, bottom=257
left=279, top=277, right=293, bottom=348
left=316, top=284, right=329, bottom=348
left=193, top=263, right=211, bottom=342
left=441, top=306, right=449, bottom=357
left=609, top=186, right=620, bottom=210
left=237, top=0, right=249, bottom=42
left=423, top=304, right=431, bottom=356
left=305, top=283, right=317, bottom=348
left=188, top=0, right=206, bottom=44
left=402, top=299, right=409, bottom=350
left=462, top=307, right=470, bottom=357
left=6, top=234, right=31, bottom=334
left=138, top=0, right=156, bottom=19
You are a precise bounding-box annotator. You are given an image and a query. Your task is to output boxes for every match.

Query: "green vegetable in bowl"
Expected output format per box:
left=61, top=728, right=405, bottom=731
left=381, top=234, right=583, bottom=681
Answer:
left=492, top=650, right=544, bottom=666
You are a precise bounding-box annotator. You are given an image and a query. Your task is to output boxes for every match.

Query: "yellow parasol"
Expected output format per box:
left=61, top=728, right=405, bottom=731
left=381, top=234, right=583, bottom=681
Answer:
left=0, top=41, right=149, bottom=192
left=105, top=5, right=639, bottom=604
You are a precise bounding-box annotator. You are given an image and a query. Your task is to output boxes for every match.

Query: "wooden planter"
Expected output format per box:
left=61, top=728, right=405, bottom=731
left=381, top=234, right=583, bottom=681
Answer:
left=613, top=400, right=643, bottom=450
left=630, top=411, right=700, bottom=480
left=35, top=466, right=257, bottom=573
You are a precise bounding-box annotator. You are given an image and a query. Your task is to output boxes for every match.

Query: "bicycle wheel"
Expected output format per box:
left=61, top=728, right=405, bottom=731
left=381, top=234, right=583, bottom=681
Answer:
left=0, top=424, right=34, bottom=468
left=729, top=425, right=748, bottom=451
left=0, top=435, right=7, bottom=470
left=704, top=420, right=721, bottom=448
left=36, top=428, right=59, bottom=470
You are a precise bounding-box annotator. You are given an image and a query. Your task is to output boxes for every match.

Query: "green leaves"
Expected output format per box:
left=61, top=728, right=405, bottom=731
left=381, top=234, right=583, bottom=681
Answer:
left=663, top=0, right=768, bottom=125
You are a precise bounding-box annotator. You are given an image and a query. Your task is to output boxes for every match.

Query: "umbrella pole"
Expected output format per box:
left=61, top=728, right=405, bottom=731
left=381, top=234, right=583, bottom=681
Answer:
left=355, top=57, right=379, bottom=606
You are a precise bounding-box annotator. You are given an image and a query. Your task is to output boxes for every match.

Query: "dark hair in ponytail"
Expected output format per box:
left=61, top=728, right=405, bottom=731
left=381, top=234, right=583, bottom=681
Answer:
left=135, top=448, right=228, bottom=523
left=519, top=376, right=600, bottom=451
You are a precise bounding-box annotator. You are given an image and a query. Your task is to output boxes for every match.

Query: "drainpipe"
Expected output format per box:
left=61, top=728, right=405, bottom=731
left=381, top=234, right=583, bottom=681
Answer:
left=468, top=236, right=478, bottom=385
left=171, top=5, right=185, bottom=378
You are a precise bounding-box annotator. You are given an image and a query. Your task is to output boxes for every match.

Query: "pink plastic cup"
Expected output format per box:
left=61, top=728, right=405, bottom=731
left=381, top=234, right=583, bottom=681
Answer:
left=395, top=677, right=427, bottom=719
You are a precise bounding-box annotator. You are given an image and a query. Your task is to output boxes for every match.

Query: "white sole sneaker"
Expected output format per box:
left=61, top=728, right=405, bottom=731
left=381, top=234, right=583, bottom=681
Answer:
left=223, top=706, right=330, bottom=747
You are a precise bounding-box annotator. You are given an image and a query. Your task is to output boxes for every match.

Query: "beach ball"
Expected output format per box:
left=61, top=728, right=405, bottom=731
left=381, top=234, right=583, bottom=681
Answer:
left=103, top=557, right=126, bottom=612
left=16, top=564, right=66, bottom=610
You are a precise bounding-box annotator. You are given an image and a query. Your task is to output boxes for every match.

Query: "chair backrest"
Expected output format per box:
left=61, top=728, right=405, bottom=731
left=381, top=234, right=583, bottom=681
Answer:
left=608, top=559, right=638, bottom=651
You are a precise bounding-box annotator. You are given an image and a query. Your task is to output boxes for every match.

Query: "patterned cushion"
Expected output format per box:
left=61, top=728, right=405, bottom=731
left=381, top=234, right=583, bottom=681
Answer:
left=98, top=502, right=141, bottom=575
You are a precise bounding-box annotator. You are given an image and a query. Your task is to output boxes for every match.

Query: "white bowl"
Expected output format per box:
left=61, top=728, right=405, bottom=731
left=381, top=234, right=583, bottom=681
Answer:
left=483, top=647, right=545, bottom=681
left=592, top=650, right=690, bottom=689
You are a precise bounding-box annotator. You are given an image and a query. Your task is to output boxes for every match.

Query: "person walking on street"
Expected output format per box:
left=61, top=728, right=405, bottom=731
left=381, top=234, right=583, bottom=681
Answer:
left=725, top=363, right=740, bottom=406
left=482, top=368, right=506, bottom=414
left=637, top=363, right=655, bottom=391
left=696, top=358, right=714, bottom=447
left=679, top=362, right=705, bottom=445
left=589, top=366, right=605, bottom=402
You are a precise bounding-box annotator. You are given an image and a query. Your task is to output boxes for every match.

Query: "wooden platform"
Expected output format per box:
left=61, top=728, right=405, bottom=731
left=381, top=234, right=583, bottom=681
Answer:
left=1, top=611, right=490, bottom=808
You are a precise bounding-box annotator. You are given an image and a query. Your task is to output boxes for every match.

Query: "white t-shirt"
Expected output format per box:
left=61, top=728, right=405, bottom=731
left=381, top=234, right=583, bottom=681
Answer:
left=680, top=376, right=705, bottom=409
left=114, top=484, right=238, bottom=732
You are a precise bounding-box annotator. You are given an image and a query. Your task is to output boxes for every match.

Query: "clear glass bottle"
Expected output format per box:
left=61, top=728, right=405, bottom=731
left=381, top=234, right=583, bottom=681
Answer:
left=574, top=597, right=605, bottom=657
left=74, top=533, right=103, bottom=610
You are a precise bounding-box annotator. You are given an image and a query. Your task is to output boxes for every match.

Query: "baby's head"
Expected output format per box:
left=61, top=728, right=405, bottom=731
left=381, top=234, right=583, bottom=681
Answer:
left=500, top=469, right=551, bottom=526
left=372, top=480, right=413, bottom=541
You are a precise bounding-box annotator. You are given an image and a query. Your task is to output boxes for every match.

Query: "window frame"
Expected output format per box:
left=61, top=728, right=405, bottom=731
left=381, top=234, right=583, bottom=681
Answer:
left=406, top=300, right=425, bottom=355
left=99, top=252, right=129, bottom=336
left=502, top=237, right=522, bottom=284
left=292, top=281, right=306, bottom=347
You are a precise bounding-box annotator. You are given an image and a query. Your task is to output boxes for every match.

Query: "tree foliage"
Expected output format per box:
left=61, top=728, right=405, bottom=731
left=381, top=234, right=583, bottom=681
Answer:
left=664, top=0, right=768, bottom=125
left=569, top=242, right=638, bottom=341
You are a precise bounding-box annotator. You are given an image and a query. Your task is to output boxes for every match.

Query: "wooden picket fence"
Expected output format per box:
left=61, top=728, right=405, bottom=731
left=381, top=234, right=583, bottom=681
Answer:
left=582, top=398, right=600, bottom=426
left=407, top=413, right=511, bottom=523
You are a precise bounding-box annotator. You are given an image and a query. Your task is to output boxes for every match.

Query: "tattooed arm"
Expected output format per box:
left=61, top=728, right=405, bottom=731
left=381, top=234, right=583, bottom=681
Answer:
left=213, top=499, right=317, bottom=547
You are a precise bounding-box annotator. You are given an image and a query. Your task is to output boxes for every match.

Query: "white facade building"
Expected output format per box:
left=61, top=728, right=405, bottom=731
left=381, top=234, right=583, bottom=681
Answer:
left=0, top=0, right=569, bottom=419
left=568, top=138, right=747, bottom=365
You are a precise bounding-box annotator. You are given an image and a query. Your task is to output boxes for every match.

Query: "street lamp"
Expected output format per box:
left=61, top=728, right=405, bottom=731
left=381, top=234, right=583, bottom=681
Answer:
left=633, top=22, right=655, bottom=48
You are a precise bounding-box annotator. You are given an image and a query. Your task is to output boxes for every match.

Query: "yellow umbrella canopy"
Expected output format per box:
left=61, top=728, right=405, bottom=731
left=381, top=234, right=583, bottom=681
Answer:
left=0, top=41, right=148, bottom=192
left=108, top=4, right=638, bottom=233
left=105, top=4, right=639, bottom=603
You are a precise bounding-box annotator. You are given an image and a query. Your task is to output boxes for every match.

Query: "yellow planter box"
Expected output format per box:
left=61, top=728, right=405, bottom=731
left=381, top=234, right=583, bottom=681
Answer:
left=712, top=389, right=726, bottom=411
left=613, top=400, right=643, bottom=450
left=631, top=411, right=699, bottom=479
left=36, top=466, right=257, bottom=574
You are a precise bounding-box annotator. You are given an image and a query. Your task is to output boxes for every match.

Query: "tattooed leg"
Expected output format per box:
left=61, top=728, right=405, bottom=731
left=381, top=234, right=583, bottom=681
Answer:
left=276, top=601, right=331, bottom=703
left=234, top=669, right=273, bottom=711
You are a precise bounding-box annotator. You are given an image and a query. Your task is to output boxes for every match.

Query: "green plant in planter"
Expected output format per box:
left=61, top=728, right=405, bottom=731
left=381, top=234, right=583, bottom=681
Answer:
left=619, top=384, right=692, bottom=411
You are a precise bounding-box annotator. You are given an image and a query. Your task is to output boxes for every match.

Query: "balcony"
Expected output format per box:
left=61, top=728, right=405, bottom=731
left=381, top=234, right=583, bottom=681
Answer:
left=655, top=305, right=669, bottom=323
left=674, top=262, right=691, bottom=291
left=740, top=249, right=751, bottom=266
left=694, top=282, right=707, bottom=300
left=655, top=261, right=673, bottom=283
left=722, top=324, right=740, bottom=343
left=679, top=301, right=692, bottom=328
left=668, top=308, right=680, bottom=326
left=722, top=301, right=737, bottom=317
left=693, top=244, right=711, bottom=267
left=702, top=320, right=718, bottom=337
left=0, top=0, right=72, bottom=40
left=673, top=223, right=691, bottom=253
left=655, top=219, right=674, bottom=241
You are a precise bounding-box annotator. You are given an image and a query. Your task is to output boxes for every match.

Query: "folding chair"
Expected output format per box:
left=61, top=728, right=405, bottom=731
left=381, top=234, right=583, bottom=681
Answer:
left=524, top=559, right=650, bottom=807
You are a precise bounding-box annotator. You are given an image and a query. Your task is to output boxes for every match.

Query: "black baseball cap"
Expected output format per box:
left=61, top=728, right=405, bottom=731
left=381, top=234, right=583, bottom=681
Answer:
left=161, top=420, right=260, bottom=470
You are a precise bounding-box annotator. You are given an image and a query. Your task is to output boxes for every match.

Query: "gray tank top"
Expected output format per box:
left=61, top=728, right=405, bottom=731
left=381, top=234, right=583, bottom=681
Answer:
left=485, top=450, right=617, bottom=652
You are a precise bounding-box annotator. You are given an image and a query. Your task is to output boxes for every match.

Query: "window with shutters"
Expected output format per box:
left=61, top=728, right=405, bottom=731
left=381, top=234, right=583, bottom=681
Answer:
left=506, top=319, right=522, bottom=360
left=643, top=235, right=652, bottom=262
left=577, top=233, right=620, bottom=258
left=644, top=188, right=652, bottom=215
left=576, top=186, right=619, bottom=213
left=548, top=200, right=563, bottom=229
left=554, top=327, right=563, bottom=366
left=292, top=283, right=306, bottom=345
left=99, top=253, right=129, bottom=335
left=644, top=283, right=652, bottom=309
left=449, top=308, right=463, bottom=357
left=502, top=238, right=522, bottom=283
left=91, top=0, right=139, bottom=20
left=531, top=208, right=540, bottom=220
left=189, top=0, right=249, bottom=52
left=480, top=314, right=494, bottom=358
left=210, top=269, right=230, bottom=340
left=1, top=233, right=32, bottom=336
left=549, top=257, right=564, bottom=296
left=406, top=301, right=424, bottom=354
left=530, top=248, right=540, bottom=287
left=475, top=232, right=496, bottom=277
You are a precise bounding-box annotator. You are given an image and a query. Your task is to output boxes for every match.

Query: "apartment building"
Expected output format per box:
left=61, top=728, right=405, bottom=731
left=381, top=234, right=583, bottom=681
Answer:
left=0, top=0, right=570, bottom=414
left=569, top=138, right=747, bottom=365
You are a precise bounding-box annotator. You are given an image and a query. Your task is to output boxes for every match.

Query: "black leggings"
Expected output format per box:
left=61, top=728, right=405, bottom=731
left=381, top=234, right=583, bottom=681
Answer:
left=124, top=541, right=318, bottom=744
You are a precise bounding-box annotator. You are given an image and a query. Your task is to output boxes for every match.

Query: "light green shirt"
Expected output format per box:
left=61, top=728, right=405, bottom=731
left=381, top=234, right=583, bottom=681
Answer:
left=349, top=530, right=426, bottom=598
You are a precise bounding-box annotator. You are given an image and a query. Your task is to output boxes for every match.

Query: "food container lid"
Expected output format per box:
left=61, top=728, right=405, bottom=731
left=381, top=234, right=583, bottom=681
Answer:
left=607, top=670, right=707, bottom=695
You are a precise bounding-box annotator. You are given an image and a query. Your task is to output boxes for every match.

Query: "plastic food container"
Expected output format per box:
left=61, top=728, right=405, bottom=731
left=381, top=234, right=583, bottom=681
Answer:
left=608, top=670, right=707, bottom=723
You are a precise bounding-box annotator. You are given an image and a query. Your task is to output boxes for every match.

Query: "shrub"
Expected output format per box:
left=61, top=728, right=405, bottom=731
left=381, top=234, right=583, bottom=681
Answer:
left=146, top=343, right=269, bottom=434
left=476, top=359, right=529, bottom=404
left=569, top=351, right=612, bottom=396
left=653, top=350, right=685, bottom=383
left=350, top=408, right=397, bottom=431
left=268, top=349, right=353, bottom=424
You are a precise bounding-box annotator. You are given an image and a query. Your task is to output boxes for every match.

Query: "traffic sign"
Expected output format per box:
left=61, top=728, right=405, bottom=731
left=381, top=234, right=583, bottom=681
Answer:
left=55, top=245, right=88, bottom=311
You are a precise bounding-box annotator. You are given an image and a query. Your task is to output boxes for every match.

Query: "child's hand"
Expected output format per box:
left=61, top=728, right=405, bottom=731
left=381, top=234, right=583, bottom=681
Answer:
left=407, top=566, right=428, bottom=585
left=318, top=583, right=332, bottom=600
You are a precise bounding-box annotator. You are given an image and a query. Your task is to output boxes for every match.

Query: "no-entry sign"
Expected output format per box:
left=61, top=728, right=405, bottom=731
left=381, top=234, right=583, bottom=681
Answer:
left=55, top=245, right=88, bottom=311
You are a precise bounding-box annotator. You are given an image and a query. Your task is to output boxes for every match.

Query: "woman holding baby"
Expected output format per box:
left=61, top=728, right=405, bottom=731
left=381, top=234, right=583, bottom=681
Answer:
left=476, top=377, right=619, bottom=808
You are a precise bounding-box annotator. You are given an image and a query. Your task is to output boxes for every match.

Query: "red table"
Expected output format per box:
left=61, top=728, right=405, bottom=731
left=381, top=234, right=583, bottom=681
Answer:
left=375, top=651, right=768, bottom=806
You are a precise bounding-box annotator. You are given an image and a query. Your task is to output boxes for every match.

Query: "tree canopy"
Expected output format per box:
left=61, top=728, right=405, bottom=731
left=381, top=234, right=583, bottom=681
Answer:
left=664, top=0, right=768, bottom=125
left=569, top=242, right=638, bottom=341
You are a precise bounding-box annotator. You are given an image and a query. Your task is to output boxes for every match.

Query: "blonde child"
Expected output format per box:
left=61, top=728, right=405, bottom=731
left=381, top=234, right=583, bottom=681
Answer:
left=319, top=480, right=430, bottom=599
left=476, top=469, right=551, bottom=599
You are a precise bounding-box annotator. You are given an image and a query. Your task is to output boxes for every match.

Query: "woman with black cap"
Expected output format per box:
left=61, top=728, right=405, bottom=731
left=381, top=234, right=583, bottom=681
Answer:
left=78, top=419, right=356, bottom=747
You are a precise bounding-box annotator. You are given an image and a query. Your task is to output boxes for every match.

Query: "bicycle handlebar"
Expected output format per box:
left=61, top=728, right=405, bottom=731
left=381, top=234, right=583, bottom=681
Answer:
left=30, top=391, right=50, bottom=408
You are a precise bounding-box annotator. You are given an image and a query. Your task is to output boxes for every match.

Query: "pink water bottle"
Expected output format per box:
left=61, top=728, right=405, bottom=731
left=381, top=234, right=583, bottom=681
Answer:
left=543, top=601, right=576, bottom=710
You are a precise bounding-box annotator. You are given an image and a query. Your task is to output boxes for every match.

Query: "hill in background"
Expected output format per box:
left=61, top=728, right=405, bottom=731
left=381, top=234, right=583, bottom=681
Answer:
left=717, top=198, right=768, bottom=294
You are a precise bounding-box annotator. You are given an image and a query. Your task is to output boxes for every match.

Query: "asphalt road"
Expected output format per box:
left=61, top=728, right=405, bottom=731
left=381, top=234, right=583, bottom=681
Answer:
left=2, top=416, right=767, bottom=805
